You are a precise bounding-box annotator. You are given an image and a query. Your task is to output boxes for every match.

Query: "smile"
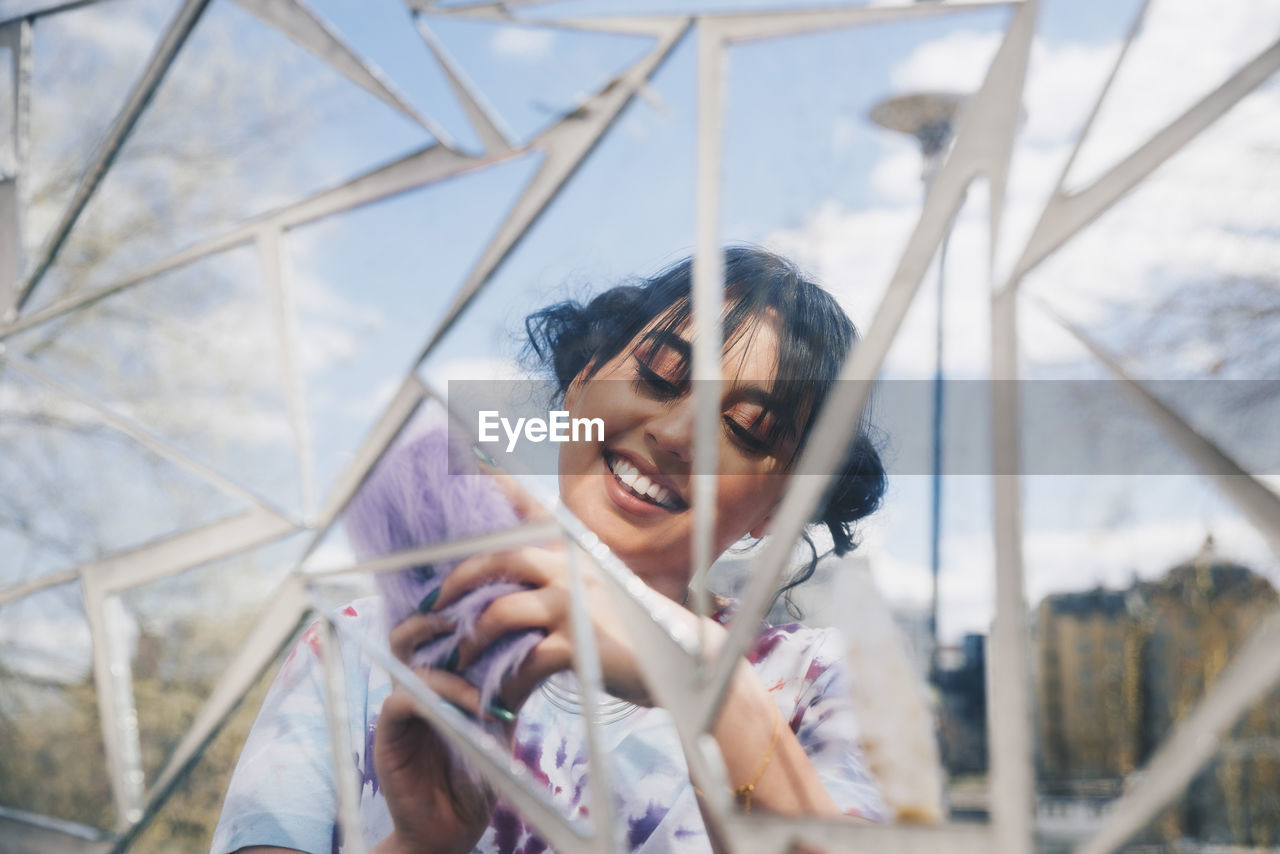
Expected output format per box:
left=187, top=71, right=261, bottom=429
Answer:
left=605, top=453, right=686, bottom=511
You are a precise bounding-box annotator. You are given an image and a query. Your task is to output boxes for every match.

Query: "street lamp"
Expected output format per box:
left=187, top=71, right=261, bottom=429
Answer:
left=869, top=91, right=965, bottom=679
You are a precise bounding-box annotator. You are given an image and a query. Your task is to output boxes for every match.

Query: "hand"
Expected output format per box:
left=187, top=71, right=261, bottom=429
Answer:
left=371, top=613, right=516, bottom=854
left=429, top=543, right=727, bottom=713
left=439, top=468, right=665, bottom=706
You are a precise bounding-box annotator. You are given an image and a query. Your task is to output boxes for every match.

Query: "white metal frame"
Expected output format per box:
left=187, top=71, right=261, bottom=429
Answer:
left=0, top=0, right=1276, bottom=852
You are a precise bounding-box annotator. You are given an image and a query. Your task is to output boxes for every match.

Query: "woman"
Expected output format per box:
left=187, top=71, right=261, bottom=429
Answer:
left=212, top=246, right=888, bottom=854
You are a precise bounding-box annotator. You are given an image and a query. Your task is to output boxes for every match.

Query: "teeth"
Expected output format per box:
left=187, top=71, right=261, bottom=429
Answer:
left=608, top=454, right=680, bottom=509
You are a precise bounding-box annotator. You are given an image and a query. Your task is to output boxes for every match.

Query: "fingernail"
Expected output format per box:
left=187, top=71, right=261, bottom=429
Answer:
left=472, top=444, right=497, bottom=467
left=486, top=701, right=516, bottom=724
left=417, top=588, right=441, bottom=613
left=443, top=648, right=460, bottom=673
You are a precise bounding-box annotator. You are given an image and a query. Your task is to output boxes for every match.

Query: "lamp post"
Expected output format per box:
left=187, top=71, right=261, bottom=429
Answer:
left=869, top=91, right=965, bottom=680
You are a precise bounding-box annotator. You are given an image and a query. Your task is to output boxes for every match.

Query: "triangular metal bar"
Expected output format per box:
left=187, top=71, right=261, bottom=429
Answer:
left=0, top=507, right=297, bottom=608
left=93, top=507, right=300, bottom=594
left=257, top=228, right=316, bottom=523
left=413, top=15, right=516, bottom=155
left=0, top=566, right=78, bottom=608
left=699, top=0, right=1038, bottom=736
left=108, top=575, right=311, bottom=853
left=703, top=0, right=1017, bottom=44
left=987, top=286, right=1035, bottom=854
left=562, top=541, right=622, bottom=854
left=81, top=574, right=145, bottom=828
left=514, top=15, right=690, bottom=37
left=405, top=0, right=559, bottom=15
left=1038, top=0, right=1151, bottom=211
left=304, top=518, right=561, bottom=580
left=688, top=23, right=725, bottom=634
left=13, top=0, right=213, bottom=317
left=319, top=586, right=593, bottom=854
left=306, top=372, right=427, bottom=552
left=0, top=349, right=294, bottom=521
left=1033, top=298, right=1280, bottom=560
left=316, top=615, right=367, bottom=854
left=0, top=143, right=503, bottom=342
left=410, top=16, right=691, bottom=367
left=0, top=0, right=109, bottom=26
left=0, top=19, right=32, bottom=322
left=1075, top=607, right=1280, bottom=854
left=231, top=0, right=454, bottom=145
left=492, top=0, right=1013, bottom=39
left=0, top=806, right=110, bottom=854
left=1006, top=35, right=1280, bottom=286
left=1027, top=300, right=1280, bottom=854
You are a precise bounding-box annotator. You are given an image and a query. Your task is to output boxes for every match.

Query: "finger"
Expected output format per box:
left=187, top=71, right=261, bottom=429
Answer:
left=422, top=668, right=520, bottom=733
left=421, top=667, right=484, bottom=717
left=389, top=612, right=456, bottom=663
left=497, top=634, right=574, bottom=712
left=455, top=588, right=563, bottom=671
left=433, top=548, right=558, bottom=612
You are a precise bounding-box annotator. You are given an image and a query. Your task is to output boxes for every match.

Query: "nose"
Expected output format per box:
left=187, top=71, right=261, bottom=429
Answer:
left=644, top=398, right=694, bottom=463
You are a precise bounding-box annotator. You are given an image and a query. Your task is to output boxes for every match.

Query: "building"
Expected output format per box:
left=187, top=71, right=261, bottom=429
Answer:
left=1033, top=539, right=1280, bottom=847
left=935, top=633, right=988, bottom=778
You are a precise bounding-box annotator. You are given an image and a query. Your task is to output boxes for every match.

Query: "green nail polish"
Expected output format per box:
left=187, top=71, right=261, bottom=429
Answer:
left=417, top=588, right=441, bottom=613
left=486, top=701, right=516, bottom=724
left=472, top=444, right=497, bottom=467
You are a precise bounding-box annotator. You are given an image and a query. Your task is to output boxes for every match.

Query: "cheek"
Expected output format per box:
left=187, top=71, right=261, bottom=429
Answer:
left=713, top=474, right=784, bottom=537
left=566, top=378, right=642, bottom=440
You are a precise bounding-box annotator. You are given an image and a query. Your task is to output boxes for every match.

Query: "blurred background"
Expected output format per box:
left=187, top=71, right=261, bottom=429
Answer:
left=0, top=0, right=1277, bottom=851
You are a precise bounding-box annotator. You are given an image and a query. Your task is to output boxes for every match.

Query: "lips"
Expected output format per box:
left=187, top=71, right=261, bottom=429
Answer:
left=604, top=452, right=687, bottom=511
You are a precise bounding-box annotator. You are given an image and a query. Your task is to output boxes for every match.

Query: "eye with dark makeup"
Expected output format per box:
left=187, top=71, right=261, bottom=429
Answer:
left=631, top=335, right=690, bottom=399
left=722, top=403, right=777, bottom=455
left=630, top=333, right=790, bottom=457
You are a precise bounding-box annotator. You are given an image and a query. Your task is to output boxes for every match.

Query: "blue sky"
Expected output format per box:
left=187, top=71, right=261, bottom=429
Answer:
left=4, top=0, right=1278, bottom=651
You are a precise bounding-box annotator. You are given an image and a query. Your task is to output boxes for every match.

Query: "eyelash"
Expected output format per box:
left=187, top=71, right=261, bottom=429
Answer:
left=632, top=360, right=773, bottom=456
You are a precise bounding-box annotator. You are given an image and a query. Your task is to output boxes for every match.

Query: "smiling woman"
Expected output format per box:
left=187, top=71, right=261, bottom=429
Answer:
left=531, top=246, right=887, bottom=603
left=212, top=246, right=890, bottom=854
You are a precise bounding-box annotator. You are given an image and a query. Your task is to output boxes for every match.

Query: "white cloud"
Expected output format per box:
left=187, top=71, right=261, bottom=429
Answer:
left=868, top=146, right=926, bottom=204
left=341, top=375, right=403, bottom=420
left=422, top=356, right=527, bottom=395
left=58, top=1, right=164, bottom=59
left=890, top=29, right=1003, bottom=94
left=490, top=27, right=556, bottom=62
left=291, top=268, right=389, bottom=377
left=766, top=9, right=1280, bottom=376
left=766, top=8, right=1280, bottom=647
left=1069, top=0, right=1280, bottom=187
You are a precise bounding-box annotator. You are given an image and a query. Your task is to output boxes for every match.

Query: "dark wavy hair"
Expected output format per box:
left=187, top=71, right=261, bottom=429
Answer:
left=523, top=246, right=886, bottom=614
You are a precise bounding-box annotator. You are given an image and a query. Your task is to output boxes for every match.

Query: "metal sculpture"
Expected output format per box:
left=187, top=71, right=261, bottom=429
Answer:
left=0, top=1, right=1276, bottom=852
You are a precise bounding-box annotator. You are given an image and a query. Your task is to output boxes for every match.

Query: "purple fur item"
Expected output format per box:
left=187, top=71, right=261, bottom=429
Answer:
left=345, top=425, right=543, bottom=714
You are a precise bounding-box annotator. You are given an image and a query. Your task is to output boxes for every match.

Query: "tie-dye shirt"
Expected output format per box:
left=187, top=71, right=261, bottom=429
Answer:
left=211, top=597, right=887, bottom=854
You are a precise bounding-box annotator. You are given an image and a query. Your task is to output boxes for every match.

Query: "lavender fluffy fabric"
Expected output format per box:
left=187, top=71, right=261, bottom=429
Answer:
left=345, top=426, right=543, bottom=714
